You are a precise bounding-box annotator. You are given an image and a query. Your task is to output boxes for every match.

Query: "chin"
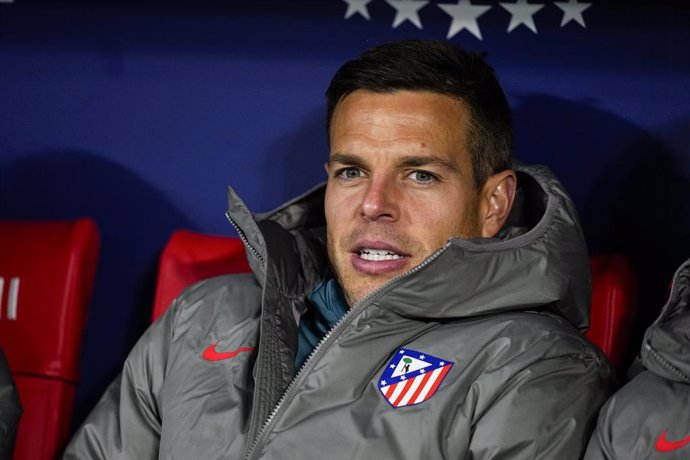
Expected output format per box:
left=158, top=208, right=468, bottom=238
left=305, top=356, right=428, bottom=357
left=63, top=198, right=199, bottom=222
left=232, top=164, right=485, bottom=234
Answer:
left=342, top=277, right=393, bottom=306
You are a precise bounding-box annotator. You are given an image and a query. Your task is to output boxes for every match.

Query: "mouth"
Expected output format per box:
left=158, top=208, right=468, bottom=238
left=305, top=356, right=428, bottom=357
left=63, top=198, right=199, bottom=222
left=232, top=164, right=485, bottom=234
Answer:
left=358, top=248, right=405, bottom=261
left=349, top=241, right=411, bottom=275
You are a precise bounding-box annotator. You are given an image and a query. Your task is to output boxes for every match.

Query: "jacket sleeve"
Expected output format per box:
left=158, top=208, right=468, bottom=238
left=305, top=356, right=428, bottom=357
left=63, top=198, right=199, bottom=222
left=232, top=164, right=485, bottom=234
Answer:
left=0, top=348, right=22, bottom=459
left=64, top=298, right=178, bottom=459
left=582, top=371, right=685, bottom=460
left=582, top=399, right=615, bottom=460
left=468, top=353, right=613, bottom=460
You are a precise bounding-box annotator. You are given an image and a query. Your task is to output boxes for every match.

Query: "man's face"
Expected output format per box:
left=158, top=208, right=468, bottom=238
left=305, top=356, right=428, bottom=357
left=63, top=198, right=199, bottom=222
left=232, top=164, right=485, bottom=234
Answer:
left=325, top=90, right=484, bottom=306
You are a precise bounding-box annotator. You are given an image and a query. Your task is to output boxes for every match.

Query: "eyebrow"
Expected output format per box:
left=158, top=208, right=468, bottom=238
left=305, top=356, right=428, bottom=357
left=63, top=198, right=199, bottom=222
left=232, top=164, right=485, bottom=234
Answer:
left=328, top=153, right=366, bottom=168
left=396, top=155, right=460, bottom=173
left=329, top=153, right=460, bottom=174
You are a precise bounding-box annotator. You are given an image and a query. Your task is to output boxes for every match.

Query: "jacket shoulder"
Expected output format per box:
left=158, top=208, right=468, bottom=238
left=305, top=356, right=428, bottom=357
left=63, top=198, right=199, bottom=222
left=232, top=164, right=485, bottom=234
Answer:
left=443, top=310, right=607, bottom=363
left=166, top=273, right=263, bottom=337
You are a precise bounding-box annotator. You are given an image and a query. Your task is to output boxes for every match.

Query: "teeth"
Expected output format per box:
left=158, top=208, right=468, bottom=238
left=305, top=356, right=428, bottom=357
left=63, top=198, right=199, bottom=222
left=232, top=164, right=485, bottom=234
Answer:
left=359, top=249, right=404, bottom=261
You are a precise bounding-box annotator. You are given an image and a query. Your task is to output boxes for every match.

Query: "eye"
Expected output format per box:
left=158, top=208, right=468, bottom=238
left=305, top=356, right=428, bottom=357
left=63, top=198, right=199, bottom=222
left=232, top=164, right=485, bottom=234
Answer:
left=335, top=167, right=363, bottom=180
left=410, top=170, right=437, bottom=183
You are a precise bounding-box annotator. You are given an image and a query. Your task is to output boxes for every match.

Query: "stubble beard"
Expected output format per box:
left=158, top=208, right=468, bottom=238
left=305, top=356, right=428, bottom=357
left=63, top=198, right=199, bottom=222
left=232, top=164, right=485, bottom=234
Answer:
left=327, top=224, right=424, bottom=307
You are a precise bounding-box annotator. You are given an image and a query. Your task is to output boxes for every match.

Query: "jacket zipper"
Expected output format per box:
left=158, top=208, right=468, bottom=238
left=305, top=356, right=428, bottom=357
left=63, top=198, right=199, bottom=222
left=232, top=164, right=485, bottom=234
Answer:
left=243, top=243, right=450, bottom=460
left=225, top=212, right=265, bottom=266
left=642, top=268, right=690, bottom=384
left=644, top=342, right=690, bottom=383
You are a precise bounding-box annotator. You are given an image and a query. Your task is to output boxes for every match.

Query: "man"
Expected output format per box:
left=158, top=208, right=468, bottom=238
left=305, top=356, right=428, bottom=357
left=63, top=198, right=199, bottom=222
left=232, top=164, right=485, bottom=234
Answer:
left=66, top=40, right=612, bottom=459
left=585, top=258, right=690, bottom=460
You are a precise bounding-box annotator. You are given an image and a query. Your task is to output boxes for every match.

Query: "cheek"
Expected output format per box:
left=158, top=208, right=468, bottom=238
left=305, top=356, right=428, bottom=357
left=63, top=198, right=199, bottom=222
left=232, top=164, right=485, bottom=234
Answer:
left=404, top=200, right=439, bottom=236
left=406, top=195, right=468, bottom=244
left=325, top=187, right=357, bottom=230
left=325, top=193, right=352, bottom=262
left=324, top=186, right=337, bottom=225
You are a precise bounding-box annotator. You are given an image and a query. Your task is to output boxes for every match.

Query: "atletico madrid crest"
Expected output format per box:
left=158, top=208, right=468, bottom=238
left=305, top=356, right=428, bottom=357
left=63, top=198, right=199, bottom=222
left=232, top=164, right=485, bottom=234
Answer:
left=378, top=347, right=454, bottom=408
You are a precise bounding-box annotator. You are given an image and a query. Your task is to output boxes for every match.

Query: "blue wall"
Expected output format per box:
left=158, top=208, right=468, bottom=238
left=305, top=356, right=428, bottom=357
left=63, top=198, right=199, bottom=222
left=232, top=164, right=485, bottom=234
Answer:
left=1, top=1, right=689, bottom=430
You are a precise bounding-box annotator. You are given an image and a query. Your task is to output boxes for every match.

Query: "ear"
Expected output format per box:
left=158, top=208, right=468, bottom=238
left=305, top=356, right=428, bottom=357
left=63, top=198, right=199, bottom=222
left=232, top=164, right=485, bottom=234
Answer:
left=479, top=169, right=517, bottom=238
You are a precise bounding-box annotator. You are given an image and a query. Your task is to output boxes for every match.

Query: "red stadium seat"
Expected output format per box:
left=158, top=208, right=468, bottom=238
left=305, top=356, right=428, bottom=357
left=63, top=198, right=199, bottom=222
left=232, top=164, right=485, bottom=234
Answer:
left=151, top=229, right=252, bottom=322
left=153, top=231, right=638, bottom=372
left=0, top=218, right=100, bottom=460
left=587, top=255, right=638, bottom=371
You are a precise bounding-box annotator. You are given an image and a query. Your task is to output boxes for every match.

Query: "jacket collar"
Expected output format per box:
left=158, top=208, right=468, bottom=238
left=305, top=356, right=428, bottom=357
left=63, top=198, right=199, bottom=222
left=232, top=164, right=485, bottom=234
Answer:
left=226, top=163, right=592, bottom=331
left=642, top=259, right=690, bottom=383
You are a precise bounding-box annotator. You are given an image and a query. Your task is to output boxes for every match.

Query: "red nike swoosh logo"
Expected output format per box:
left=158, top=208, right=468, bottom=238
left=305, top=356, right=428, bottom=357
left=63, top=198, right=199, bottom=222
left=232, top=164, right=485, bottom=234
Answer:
left=656, top=431, right=690, bottom=452
left=202, top=342, right=254, bottom=361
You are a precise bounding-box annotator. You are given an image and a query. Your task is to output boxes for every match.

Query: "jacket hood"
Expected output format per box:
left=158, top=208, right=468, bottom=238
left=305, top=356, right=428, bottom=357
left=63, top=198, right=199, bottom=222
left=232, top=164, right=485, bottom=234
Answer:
left=226, top=163, right=591, bottom=331
left=641, top=258, right=690, bottom=383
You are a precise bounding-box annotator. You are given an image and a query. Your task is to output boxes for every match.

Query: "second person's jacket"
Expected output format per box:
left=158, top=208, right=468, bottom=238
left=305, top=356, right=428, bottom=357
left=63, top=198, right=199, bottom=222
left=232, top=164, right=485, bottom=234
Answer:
left=585, top=258, right=690, bottom=460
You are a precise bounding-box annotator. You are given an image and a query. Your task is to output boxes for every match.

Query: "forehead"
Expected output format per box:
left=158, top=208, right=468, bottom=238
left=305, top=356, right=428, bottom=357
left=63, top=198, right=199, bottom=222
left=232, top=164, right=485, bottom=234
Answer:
left=329, top=90, right=470, bottom=159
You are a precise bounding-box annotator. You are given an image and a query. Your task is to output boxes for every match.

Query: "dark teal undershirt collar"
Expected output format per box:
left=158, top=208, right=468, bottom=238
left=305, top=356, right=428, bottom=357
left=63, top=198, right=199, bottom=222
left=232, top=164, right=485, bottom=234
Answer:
left=295, top=277, right=348, bottom=371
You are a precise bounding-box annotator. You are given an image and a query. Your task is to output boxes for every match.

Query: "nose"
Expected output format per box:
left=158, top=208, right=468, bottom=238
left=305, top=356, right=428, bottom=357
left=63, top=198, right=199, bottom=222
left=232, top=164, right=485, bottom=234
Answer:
left=360, top=176, right=400, bottom=222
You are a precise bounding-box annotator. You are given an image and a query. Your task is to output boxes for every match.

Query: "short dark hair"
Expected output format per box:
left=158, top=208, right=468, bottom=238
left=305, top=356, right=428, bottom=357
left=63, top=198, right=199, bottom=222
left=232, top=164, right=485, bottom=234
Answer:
left=326, top=39, right=513, bottom=189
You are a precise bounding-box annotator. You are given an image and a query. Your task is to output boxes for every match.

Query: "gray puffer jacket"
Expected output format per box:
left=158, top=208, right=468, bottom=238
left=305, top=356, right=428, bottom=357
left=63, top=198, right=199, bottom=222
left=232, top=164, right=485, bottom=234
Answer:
left=585, top=259, right=690, bottom=460
left=65, top=164, right=613, bottom=459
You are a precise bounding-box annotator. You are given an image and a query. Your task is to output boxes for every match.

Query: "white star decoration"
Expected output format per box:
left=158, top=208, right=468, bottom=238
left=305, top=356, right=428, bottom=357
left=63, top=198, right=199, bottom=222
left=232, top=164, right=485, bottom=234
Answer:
left=343, top=0, right=373, bottom=20
left=342, top=0, right=594, bottom=36
left=385, top=0, right=430, bottom=29
left=500, top=0, right=544, bottom=33
left=554, top=0, right=591, bottom=28
left=438, top=0, right=492, bottom=40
